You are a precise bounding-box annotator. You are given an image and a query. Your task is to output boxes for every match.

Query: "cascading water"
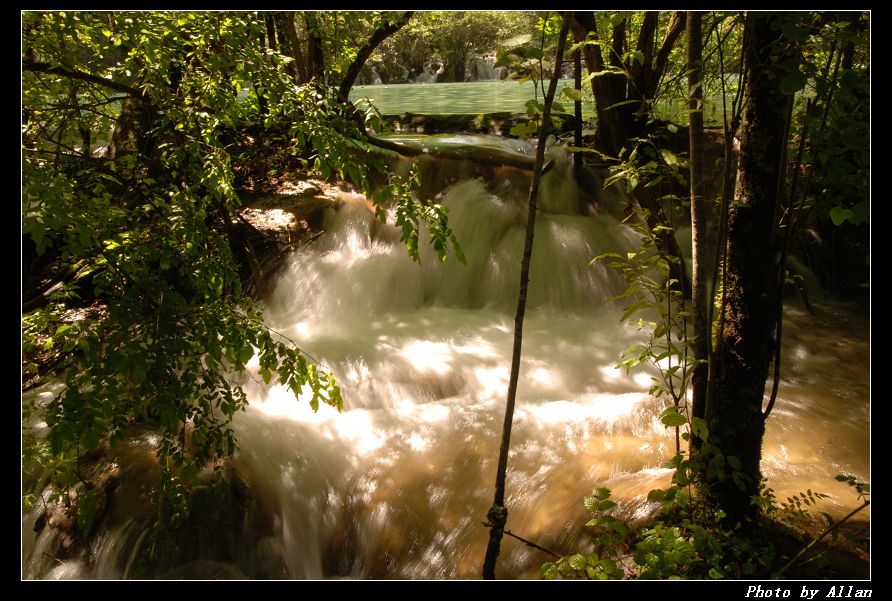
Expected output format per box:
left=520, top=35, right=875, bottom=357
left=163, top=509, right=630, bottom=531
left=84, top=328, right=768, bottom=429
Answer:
left=22, top=140, right=869, bottom=580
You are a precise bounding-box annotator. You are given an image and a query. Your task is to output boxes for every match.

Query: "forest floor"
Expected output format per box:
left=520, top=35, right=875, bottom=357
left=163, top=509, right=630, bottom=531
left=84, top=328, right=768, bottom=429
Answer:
left=779, top=517, right=870, bottom=580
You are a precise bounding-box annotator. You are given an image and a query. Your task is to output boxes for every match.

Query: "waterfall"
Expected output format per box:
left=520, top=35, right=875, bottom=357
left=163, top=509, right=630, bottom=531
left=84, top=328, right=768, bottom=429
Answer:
left=414, top=63, right=445, bottom=84
left=466, top=57, right=497, bottom=82
left=22, top=136, right=870, bottom=579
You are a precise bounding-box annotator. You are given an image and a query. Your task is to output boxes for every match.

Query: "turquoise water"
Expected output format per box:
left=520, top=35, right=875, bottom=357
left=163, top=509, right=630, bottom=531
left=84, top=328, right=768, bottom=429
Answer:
left=351, top=79, right=592, bottom=117
left=351, top=80, right=720, bottom=125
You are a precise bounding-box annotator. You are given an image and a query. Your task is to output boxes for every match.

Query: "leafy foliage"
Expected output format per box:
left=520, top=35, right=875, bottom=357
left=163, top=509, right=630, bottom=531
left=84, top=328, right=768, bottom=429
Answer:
left=592, top=137, right=695, bottom=457
left=559, top=11, right=870, bottom=578
left=22, top=11, right=459, bottom=533
left=372, top=165, right=465, bottom=263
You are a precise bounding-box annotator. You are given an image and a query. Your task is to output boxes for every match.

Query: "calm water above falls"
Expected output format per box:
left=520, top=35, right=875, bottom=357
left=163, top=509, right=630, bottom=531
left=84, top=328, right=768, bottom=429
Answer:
left=350, top=80, right=722, bottom=124
left=23, top=145, right=869, bottom=579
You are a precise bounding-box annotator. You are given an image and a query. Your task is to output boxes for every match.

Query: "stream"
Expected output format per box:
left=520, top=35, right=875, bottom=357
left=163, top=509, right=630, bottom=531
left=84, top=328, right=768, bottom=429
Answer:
left=22, top=140, right=869, bottom=579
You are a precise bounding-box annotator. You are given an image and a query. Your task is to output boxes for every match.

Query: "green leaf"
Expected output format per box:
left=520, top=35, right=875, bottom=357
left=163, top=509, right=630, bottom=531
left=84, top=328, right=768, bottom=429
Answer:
left=568, top=553, right=587, bottom=571
left=561, top=87, right=583, bottom=102
left=627, top=50, right=645, bottom=66
left=238, top=345, right=254, bottom=364
left=620, top=301, right=653, bottom=322
left=690, top=417, right=709, bottom=443
left=594, top=487, right=611, bottom=500
left=603, top=99, right=643, bottom=112
left=660, top=406, right=687, bottom=428
left=780, top=70, right=807, bottom=94
left=509, top=121, right=537, bottom=140
left=659, top=149, right=678, bottom=167
left=781, top=21, right=810, bottom=43
left=83, top=429, right=100, bottom=451
left=829, top=206, right=852, bottom=226
left=541, top=562, right=558, bottom=579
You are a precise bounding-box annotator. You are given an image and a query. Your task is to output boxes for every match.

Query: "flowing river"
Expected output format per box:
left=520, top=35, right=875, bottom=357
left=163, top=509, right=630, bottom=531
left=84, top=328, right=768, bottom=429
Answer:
left=22, top=140, right=869, bottom=579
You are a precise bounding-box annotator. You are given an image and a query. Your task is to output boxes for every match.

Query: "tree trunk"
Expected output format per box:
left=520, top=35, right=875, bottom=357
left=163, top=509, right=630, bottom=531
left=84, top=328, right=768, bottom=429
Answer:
left=338, top=12, right=414, bottom=99
left=573, top=48, right=583, bottom=176
left=570, top=11, right=689, bottom=297
left=631, top=12, right=658, bottom=93
left=305, top=12, right=325, bottom=82
left=482, top=13, right=571, bottom=581
left=649, top=12, right=686, bottom=102
left=608, top=15, right=628, bottom=108
left=264, top=13, right=277, bottom=51
left=701, top=12, right=792, bottom=525
left=570, top=12, right=626, bottom=157
left=275, top=13, right=309, bottom=84
left=571, top=11, right=685, bottom=157
left=687, top=11, right=708, bottom=424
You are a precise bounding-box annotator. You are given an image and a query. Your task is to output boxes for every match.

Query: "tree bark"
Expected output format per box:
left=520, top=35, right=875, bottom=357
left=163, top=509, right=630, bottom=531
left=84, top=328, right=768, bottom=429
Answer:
left=338, top=12, right=414, bottom=99
left=687, top=12, right=709, bottom=424
left=570, top=12, right=626, bottom=157
left=570, top=11, right=689, bottom=298
left=482, top=13, right=571, bottom=581
left=264, top=13, right=277, bottom=51
left=630, top=12, right=658, bottom=90
left=274, top=13, right=309, bottom=84
left=650, top=12, right=687, bottom=101
left=570, top=11, right=685, bottom=155
left=573, top=48, right=583, bottom=176
left=701, top=12, right=792, bottom=525
left=608, top=15, right=627, bottom=105
left=304, top=12, right=325, bottom=82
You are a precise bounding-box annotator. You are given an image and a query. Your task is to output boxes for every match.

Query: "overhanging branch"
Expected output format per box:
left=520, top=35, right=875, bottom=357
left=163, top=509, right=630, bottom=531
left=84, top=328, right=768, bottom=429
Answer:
left=23, top=59, right=147, bottom=100
left=338, top=11, right=414, bottom=98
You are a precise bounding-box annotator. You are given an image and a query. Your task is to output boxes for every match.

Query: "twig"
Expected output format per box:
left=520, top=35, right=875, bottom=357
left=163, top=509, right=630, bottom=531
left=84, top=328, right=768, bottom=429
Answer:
left=481, top=521, right=561, bottom=559
left=774, top=499, right=870, bottom=578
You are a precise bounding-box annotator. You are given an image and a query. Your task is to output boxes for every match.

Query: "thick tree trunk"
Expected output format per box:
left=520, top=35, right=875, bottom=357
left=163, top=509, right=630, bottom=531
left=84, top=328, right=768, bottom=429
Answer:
left=482, top=13, right=571, bottom=581
left=688, top=12, right=709, bottom=423
left=570, top=12, right=626, bottom=157
left=338, top=12, right=414, bottom=99
left=608, top=15, right=628, bottom=107
left=275, top=13, right=309, bottom=84
left=264, top=13, right=277, bottom=51
left=109, top=97, right=155, bottom=160
left=573, top=48, right=583, bottom=176
left=630, top=12, right=658, bottom=90
left=570, top=11, right=689, bottom=297
left=701, top=12, right=792, bottom=525
left=305, top=12, right=325, bottom=82
left=649, top=12, right=686, bottom=101
left=570, top=11, right=685, bottom=157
